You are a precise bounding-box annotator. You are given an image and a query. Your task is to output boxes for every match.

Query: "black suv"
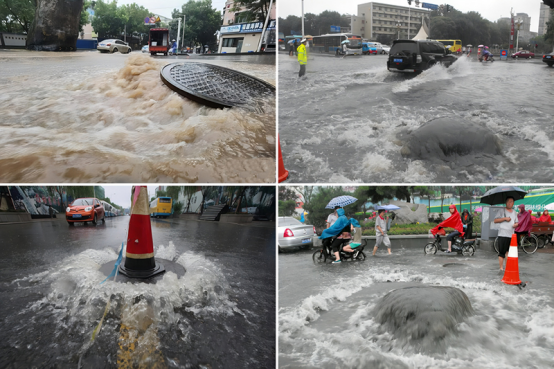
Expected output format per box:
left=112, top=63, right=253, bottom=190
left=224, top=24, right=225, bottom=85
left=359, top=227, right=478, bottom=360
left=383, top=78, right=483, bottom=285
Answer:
left=387, top=40, right=457, bottom=73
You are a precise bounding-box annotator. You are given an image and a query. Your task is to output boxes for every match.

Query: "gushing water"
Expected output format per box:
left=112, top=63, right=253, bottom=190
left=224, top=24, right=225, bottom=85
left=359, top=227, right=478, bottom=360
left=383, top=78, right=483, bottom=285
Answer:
left=0, top=53, right=275, bottom=182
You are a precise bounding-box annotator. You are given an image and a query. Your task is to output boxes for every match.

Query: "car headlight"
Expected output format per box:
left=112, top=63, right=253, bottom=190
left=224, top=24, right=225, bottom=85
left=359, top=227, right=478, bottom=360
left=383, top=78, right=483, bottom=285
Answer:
left=85, top=207, right=92, bottom=212
left=66, top=207, right=71, bottom=212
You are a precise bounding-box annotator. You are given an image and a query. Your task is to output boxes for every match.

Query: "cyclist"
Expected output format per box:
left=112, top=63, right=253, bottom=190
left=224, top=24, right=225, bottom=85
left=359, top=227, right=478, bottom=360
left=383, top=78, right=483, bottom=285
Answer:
left=481, top=46, right=491, bottom=61
left=515, top=204, right=533, bottom=245
left=430, top=205, right=464, bottom=253
left=493, top=197, right=518, bottom=271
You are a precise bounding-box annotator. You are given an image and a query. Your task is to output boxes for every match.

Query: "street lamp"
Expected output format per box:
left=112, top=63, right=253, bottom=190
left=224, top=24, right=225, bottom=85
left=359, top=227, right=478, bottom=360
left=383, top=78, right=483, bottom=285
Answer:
left=396, top=21, right=402, bottom=39
left=515, top=17, right=523, bottom=53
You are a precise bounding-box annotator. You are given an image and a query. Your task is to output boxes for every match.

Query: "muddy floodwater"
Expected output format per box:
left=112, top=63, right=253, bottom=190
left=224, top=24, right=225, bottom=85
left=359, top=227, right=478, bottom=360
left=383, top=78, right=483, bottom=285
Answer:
left=279, top=54, right=554, bottom=183
left=0, top=51, right=275, bottom=182
left=279, top=247, right=554, bottom=368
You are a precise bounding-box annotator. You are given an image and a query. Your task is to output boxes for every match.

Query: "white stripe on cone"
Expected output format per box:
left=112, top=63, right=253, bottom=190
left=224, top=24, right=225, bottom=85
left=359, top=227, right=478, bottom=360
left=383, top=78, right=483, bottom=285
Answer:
left=507, top=244, right=518, bottom=258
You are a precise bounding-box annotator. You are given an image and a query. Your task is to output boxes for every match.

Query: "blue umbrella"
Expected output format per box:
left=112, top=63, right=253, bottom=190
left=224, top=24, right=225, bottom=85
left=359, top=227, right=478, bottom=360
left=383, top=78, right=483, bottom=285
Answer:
left=326, top=196, right=358, bottom=209
left=288, top=39, right=296, bottom=44
left=376, top=204, right=401, bottom=210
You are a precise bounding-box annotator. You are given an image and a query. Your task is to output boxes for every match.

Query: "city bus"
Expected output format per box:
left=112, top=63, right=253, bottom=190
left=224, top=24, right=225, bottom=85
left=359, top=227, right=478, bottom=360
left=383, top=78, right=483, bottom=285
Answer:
left=435, top=39, right=462, bottom=54
left=150, top=197, right=173, bottom=218
left=312, top=33, right=362, bottom=54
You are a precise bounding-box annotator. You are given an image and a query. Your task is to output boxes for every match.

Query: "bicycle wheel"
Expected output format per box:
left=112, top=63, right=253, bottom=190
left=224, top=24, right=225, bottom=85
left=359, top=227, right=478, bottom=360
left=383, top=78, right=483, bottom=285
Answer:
left=313, top=250, right=327, bottom=264
left=521, top=234, right=538, bottom=254
left=493, top=237, right=499, bottom=254
left=424, top=242, right=437, bottom=255
left=462, top=245, right=475, bottom=257
left=537, top=235, right=547, bottom=249
left=355, top=251, right=366, bottom=261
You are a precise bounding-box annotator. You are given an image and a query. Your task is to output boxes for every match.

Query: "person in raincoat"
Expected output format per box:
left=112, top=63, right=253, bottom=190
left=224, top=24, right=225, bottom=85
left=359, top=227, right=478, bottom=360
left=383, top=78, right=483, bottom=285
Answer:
left=319, top=208, right=357, bottom=264
left=297, top=38, right=307, bottom=78
left=430, top=204, right=464, bottom=253
left=515, top=204, right=533, bottom=246
left=539, top=210, right=552, bottom=224
left=461, top=209, right=473, bottom=239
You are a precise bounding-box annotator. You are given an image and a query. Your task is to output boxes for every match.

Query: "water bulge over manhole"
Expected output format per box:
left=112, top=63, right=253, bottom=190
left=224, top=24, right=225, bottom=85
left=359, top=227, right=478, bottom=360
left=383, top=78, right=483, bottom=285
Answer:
left=160, top=62, right=275, bottom=109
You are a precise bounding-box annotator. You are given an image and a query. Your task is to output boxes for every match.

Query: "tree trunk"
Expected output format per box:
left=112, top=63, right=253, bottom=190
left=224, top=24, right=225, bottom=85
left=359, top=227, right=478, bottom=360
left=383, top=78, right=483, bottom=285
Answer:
left=27, top=0, right=84, bottom=51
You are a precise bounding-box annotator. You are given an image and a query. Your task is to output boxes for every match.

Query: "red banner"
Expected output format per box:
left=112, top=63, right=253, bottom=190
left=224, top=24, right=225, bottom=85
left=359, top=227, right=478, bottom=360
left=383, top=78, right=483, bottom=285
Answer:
left=510, top=16, right=514, bottom=50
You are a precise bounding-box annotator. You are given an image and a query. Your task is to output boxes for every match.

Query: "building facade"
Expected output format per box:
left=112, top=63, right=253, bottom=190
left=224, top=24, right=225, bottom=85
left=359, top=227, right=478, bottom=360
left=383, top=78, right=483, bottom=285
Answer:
left=539, top=3, right=552, bottom=36
left=218, top=0, right=276, bottom=53
left=352, top=2, right=430, bottom=41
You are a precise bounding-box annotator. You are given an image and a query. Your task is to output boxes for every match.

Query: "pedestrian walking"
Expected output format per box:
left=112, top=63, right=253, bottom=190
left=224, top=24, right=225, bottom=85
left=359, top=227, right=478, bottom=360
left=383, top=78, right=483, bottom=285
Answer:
left=288, top=41, right=294, bottom=56
left=493, top=197, right=518, bottom=271
left=373, top=209, right=391, bottom=255
left=297, top=38, right=307, bottom=79
left=461, top=209, right=473, bottom=238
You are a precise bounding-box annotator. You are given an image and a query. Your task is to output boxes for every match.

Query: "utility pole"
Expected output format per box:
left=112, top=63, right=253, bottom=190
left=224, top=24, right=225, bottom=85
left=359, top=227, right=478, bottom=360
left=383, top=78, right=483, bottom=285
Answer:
left=182, top=15, right=186, bottom=50
left=302, top=0, right=305, bottom=38
left=176, top=17, right=181, bottom=53
left=257, top=0, right=274, bottom=52
left=124, top=24, right=126, bottom=42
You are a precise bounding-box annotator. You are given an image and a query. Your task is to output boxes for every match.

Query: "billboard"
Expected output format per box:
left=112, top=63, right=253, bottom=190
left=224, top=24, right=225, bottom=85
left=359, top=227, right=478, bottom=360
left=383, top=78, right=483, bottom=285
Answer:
left=330, top=25, right=340, bottom=33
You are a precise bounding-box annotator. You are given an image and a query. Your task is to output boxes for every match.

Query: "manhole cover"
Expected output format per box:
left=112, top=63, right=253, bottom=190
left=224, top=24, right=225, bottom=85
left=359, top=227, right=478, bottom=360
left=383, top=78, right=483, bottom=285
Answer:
left=160, top=62, right=275, bottom=108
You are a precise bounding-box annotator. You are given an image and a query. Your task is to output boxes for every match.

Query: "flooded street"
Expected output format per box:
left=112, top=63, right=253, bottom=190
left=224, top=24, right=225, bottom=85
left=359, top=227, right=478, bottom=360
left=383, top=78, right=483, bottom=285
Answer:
left=0, top=51, right=275, bottom=182
left=0, top=216, right=275, bottom=368
left=279, top=246, right=554, bottom=368
left=278, top=54, right=554, bottom=183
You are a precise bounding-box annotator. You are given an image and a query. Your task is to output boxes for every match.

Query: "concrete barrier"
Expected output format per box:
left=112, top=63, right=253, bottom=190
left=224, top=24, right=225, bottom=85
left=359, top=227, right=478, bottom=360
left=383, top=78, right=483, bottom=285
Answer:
left=0, top=212, right=32, bottom=223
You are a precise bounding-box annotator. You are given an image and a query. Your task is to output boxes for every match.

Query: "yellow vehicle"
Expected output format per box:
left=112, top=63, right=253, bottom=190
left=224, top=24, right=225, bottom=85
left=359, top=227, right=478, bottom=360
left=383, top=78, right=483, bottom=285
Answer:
left=150, top=197, right=173, bottom=218
left=436, top=40, right=462, bottom=54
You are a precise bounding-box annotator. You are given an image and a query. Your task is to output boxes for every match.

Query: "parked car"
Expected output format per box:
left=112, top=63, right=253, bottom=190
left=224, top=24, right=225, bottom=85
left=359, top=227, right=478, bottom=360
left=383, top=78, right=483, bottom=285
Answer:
left=278, top=216, right=316, bottom=252
left=387, top=39, right=457, bottom=73
left=382, top=45, right=391, bottom=54
left=97, top=39, right=132, bottom=54
left=141, top=45, right=149, bottom=53
left=542, top=52, right=554, bottom=67
left=66, top=198, right=105, bottom=225
left=511, top=50, right=535, bottom=59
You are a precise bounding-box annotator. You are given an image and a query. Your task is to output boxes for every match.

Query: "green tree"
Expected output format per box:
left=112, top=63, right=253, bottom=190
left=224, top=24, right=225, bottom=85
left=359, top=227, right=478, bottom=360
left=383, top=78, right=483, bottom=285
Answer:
left=170, top=0, right=220, bottom=49
left=278, top=186, right=296, bottom=217
left=91, top=0, right=124, bottom=38
left=303, top=186, right=351, bottom=229
left=119, top=2, right=151, bottom=36
left=0, top=0, right=36, bottom=33
left=182, top=186, right=198, bottom=213
left=278, top=14, right=301, bottom=35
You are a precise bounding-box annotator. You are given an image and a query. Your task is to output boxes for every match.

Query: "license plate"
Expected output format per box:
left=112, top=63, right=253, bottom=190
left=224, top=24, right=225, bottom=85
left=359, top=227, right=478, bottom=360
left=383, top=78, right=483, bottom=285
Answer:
left=394, top=58, right=403, bottom=63
left=72, top=214, right=82, bottom=218
left=547, top=56, right=552, bottom=59
left=301, top=238, right=311, bottom=243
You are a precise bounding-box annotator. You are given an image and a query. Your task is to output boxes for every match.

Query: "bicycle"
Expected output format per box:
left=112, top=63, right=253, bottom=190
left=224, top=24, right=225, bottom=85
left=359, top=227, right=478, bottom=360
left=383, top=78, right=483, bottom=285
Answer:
left=312, top=238, right=367, bottom=264
left=493, top=233, right=538, bottom=254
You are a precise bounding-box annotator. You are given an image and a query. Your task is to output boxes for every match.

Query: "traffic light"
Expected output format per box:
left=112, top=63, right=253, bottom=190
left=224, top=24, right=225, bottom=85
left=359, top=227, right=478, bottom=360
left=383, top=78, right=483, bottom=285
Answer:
left=408, top=0, right=412, bottom=5
left=446, top=4, right=451, bottom=12
left=543, top=1, right=554, bottom=9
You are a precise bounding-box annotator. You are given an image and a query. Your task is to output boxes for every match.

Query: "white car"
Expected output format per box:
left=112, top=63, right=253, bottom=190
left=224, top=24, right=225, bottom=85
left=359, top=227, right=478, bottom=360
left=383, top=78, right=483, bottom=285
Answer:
left=382, top=45, right=391, bottom=54
left=141, top=45, right=149, bottom=53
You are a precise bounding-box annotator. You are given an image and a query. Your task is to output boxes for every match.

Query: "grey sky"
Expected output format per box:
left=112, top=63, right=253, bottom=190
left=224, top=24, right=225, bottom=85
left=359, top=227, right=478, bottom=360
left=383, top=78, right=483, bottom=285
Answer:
left=117, top=0, right=227, bottom=18
left=279, top=0, right=545, bottom=32
left=102, top=185, right=166, bottom=208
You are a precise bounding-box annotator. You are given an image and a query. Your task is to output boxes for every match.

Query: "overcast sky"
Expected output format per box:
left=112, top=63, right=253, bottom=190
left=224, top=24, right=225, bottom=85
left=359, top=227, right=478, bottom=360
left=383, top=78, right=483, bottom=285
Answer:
left=103, top=185, right=167, bottom=208
left=279, top=0, right=545, bottom=32
left=118, top=0, right=227, bottom=18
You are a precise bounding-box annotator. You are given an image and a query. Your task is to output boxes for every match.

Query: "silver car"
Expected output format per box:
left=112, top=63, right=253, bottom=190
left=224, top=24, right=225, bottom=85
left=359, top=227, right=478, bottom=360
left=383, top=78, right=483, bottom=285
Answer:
left=278, top=217, right=316, bottom=252
left=97, top=39, right=132, bottom=54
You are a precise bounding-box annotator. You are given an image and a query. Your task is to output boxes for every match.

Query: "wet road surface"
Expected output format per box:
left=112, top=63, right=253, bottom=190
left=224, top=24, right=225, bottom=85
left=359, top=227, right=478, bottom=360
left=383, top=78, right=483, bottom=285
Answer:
left=279, top=244, right=554, bottom=368
left=0, top=216, right=275, bottom=368
left=279, top=53, right=554, bottom=183
left=0, top=51, right=275, bottom=183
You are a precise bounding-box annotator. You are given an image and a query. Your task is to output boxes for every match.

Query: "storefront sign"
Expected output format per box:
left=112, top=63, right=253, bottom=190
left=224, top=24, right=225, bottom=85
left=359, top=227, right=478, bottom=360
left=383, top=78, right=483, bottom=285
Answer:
left=220, top=20, right=276, bottom=34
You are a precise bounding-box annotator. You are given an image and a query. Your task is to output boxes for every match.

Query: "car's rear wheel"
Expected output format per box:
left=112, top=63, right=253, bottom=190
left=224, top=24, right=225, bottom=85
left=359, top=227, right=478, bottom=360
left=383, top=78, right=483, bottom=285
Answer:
left=547, top=62, right=554, bottom=67
left=92, top=213, right=97, bottom=225
left=102, top=214, right=106, bottom=224
left=112, top=48, right=118, bottom=53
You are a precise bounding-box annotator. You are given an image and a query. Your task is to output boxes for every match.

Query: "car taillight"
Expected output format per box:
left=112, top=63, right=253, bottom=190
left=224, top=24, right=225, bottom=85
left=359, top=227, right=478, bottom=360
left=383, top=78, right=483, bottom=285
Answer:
left=106, top=43, right=111, bottom=46
left=313, top=226, right=316, bottom=234
left=284, top=228, right=294, bottom=237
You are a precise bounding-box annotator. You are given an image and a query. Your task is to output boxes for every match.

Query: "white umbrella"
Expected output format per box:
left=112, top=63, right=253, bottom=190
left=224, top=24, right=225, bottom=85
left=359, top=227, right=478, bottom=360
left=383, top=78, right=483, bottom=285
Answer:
left=544, top=203, right=554, bottom=210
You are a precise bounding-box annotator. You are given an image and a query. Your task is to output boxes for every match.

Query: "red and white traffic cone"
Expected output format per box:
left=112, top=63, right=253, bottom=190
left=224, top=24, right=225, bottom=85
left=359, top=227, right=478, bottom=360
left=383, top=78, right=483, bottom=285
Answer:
left=278, top=136, right=289, bottom=183
left=502, top=233, right=522, bottom=286
left=118, top=186, right=165, bottom=279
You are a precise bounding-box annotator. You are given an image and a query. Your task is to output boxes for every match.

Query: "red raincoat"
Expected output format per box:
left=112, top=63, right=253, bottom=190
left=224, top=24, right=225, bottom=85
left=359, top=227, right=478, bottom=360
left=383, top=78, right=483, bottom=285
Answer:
left=431, top=208, right=465, bottom=237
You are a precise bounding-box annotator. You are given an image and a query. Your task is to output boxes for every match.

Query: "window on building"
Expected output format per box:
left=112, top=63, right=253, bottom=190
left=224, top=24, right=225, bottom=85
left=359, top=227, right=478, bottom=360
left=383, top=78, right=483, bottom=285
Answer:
left=222, top=37, right=244, bottom=48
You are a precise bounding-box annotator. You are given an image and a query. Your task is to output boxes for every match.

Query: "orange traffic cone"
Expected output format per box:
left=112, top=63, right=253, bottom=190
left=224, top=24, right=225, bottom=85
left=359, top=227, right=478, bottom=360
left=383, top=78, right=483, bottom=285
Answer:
left=278, top=136, right=289, bottom=183
left=501, top=233, right=522, bottom=285
left=118, top=186, right=165, bottom=279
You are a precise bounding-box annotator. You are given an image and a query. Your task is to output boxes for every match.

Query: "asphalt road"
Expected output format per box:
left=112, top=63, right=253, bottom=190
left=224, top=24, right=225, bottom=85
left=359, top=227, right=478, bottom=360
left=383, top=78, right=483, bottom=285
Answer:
left=0, top=216, right=276, bottom=368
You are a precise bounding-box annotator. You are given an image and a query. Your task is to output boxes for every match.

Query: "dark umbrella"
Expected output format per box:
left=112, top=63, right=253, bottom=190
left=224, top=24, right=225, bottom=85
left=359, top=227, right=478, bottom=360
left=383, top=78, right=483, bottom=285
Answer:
left=480, top=186, right=527, bottom=205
